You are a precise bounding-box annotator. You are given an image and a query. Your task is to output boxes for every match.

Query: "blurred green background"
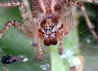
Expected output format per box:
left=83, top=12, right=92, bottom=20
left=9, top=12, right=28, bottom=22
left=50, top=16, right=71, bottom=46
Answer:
left=78, top=2, right=98, bottom=71
left=0, top=0, right=98, bottom=71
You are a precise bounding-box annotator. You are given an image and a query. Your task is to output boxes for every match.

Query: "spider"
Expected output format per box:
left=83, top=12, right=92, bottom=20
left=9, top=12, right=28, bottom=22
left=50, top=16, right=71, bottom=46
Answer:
left=0, top=0, right=98, bottom=61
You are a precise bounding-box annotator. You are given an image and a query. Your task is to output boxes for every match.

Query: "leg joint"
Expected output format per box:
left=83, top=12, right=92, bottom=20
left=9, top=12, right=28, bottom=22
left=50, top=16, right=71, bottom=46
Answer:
left=10, top=1, right=22, bottom=7
left=89, top=27, right=94, bottom=31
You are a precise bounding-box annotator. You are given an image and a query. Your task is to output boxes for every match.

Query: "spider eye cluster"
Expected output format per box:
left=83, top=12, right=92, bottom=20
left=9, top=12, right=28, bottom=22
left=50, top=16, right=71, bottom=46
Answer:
left=40, top=19, right=58, bottom=33
left=44, top=27, right=52, bottom=32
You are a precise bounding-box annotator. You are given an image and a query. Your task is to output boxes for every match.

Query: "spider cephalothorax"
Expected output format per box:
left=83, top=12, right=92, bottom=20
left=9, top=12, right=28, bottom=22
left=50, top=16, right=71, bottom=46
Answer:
left=39, top=18, right=62, bottom=46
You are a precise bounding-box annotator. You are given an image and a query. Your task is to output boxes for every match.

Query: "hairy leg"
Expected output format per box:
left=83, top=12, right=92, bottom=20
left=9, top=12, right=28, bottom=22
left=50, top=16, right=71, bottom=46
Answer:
left=32, top=0, right=43, bottom=61
left=79, top=0, right=98, bottom=4
left=76, top=2, right=98, bottom=40
left=0, top=21, right=33, bottom=38
left=58, top=37, right=63, bottom=55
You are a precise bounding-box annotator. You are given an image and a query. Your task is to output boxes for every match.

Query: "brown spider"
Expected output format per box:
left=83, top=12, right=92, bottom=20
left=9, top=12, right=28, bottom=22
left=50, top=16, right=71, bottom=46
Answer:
left=0, top=0, right=98, bottom=61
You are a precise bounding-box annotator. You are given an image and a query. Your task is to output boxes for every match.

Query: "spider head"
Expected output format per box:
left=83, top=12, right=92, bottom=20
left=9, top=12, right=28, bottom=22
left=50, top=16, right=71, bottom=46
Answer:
left=40, top=19, right=58, bottom=34
left=40, top=18, right=59, bottom=46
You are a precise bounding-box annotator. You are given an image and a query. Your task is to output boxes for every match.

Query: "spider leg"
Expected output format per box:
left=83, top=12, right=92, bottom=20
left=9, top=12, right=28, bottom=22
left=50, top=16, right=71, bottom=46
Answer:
left=58, top=37, right=63, bottom=55
left=37, top=39, right=43, bottom=61
left=33, top=35, right=43, bottom=61
left=0, top=1, right=33, bottom=30
left=79, top=0, right=98, bottom=4
left=76, top=2, right=98, bottom=40
left=21, top=0, right=33, bottom=24
left=0, top=21, right=33, bottom=38
left=0, top=1, right=42, bottom=60
left=31, top=0, right=43, bottom=61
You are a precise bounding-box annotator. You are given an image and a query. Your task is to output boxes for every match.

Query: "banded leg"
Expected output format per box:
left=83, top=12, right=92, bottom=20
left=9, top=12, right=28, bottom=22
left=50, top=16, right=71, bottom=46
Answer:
left=31, top=0, right=43, bottom=60
left=58, top=37, right=63, bottom=55
left=76, top=2, right=98, bottom=40
left=57, top=27, right=67, bottom=55
left=38, top=41, right=43, bottom=61
left=32, top=0, right=39, bottom=45
left=35, top=39, right=43, bottom=61
left=0, top=1, right=33, bottom=30
left=79, top=0, right=98, bottom=4
left=0, top=21, right=33, bottom=38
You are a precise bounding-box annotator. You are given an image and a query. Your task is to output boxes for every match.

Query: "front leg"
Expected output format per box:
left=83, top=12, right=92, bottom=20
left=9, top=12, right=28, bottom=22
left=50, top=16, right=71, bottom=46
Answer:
left=0, top=21, right=33, bottom=38
left=37, top=39, right=43, bottom=61
left=76, top=2, right=98, bottom=40
left=57, top=26, right=68, bottom=55
left=79, top=0, right=98, bottom=4
left=57, top=30, right=65, bottom=55
left=31, top=0, right=44, bottom=61
left=58, top=37, right=63, bottom=55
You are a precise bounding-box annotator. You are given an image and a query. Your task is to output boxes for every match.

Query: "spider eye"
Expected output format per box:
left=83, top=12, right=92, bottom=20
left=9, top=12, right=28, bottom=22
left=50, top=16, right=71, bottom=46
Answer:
left=44, top=26, right=53, bottom=32
left=40, top=19, right=46, bottom=27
